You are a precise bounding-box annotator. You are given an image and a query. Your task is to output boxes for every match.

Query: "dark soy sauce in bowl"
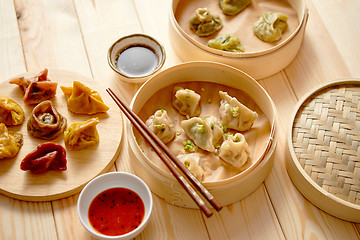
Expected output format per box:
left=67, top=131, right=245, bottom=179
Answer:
left=115, top=45, right=159, bottom=78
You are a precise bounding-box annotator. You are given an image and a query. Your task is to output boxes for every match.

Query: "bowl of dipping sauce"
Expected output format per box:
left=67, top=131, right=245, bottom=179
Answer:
left=108, top=34, right=166, bottom=83
left=77, top=171, right=153, bottom=240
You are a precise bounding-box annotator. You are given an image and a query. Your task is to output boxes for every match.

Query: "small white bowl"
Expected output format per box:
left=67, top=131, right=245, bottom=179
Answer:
left=77, top=172, right=153, bottom=240
left=107, top=34, right=166, bottom=83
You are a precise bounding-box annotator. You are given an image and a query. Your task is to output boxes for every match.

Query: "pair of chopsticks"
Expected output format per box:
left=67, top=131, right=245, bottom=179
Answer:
left=106, top=88, right=222, bottom=218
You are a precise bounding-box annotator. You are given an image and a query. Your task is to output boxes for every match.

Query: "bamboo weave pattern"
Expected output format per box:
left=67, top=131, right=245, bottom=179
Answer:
left=292, top=84, right=360, bottom=205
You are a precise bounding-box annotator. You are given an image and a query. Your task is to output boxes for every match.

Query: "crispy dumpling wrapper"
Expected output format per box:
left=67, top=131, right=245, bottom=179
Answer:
left=0, top=123, right=23, bottom=159
left=190, top=8, right=223, bottom=37
left=9, top=68, right=58, bottom=104
left=254, top=12, right=288, bottom=42
left=64, top=117, right=100, bottom=150
left=0, top=96, right=25, bottom=126
left=20, top=142, right=67, bottom=173
left=60, top=81, right=109, bottom=115
left=27, top=100, right=67, bottom=140
left=208, top=34, right=245, bottom=52
left=219, top=0, right=252, bottom=15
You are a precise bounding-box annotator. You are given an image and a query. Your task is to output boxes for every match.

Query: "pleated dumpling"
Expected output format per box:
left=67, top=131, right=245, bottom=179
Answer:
left=64, top=117, right=100, bottom=150
left=173, top=87, right=201, bottom=117
left=145, top=109, right=175, bottom=144
left=0, top=96, right=25, bottom=126
left=177, top=153, right=204, bottom=181
left=208, top=34, right=245, bottom=52
left=181, top=117, right=223, bottom=152
left=254, top=12, right=288, bottom=42
left=219, top=132, right=250, bottom=168
left=60, top=81, right=109, bottom=115
left=219, top=91, right=258, bottom=131
left=0, top=123, right=23, bottom=159
left=190, top=8, right=223, bottom=37
left=27, top=100, right=67, bottom=140
left=219, top=0, right=252, bottom=15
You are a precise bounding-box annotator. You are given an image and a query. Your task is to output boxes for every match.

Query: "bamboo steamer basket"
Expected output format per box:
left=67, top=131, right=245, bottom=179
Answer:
left=285, top=79, right=360, bottom=222
left=127, top=61, right=278, bottom=208
left=169, top=0, right=308, bottom=79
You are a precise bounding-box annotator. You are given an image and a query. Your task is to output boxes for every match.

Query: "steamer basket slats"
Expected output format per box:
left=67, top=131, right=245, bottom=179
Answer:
left=286, top=79, right=360, bottom=222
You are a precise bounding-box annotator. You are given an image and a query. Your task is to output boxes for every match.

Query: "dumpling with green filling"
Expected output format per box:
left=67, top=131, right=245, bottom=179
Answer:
left=219, top=132, right=250, bottom=168
left=172, top=87, right=201, bottom=117
left=181, top=117, right=223, bottom=152
left=208, top=34, right=245, bottom=52
left=254, top=12, right=288, bottom=42
left=219, top=91, right=257, bottom=131
left=64, top=117, right=100, bottom=150
left=190, top=8, right=223, bottom=37
left=145, top=109, right=175, bottom=144
left=177, top=153, right=204, bottom=181
left=219, top=0, right=252, bottom=15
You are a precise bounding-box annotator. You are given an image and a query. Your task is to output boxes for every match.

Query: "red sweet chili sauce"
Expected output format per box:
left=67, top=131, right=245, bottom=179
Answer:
left=88, top=187, right=145, bottom=236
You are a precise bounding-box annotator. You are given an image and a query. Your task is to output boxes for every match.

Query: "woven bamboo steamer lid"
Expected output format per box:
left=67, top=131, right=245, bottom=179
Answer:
left=285, top=79, right=360, bottom=222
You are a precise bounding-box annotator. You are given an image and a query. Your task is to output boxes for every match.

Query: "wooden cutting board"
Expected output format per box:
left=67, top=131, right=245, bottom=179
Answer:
left=0, top=70, right=123, bottom=201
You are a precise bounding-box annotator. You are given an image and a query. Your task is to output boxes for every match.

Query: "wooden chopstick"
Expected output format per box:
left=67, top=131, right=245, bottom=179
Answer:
left=107, top=88, right=223, bottom=217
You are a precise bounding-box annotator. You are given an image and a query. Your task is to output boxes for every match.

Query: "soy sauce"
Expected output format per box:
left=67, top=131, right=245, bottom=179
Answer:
left=115, top=44, right=159, bottom=77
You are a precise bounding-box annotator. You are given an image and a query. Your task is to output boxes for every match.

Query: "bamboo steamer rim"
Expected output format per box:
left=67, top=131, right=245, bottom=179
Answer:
left=286, top=79, right=360, bottom=221
left=130, top=61, right=277, bottom=187
left=170, top=0, right=308, bottom=58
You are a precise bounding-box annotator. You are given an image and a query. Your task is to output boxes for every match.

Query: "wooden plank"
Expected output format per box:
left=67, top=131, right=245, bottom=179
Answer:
left=0, top=0, right=26, bottom=80
left=14, top=0, right=91, bottom=75
left=0, top=1, right=57, bottom=239
left=310, top=0, right=360, bottom=77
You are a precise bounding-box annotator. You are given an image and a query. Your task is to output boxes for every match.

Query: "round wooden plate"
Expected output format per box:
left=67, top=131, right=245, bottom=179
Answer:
left=0, top=70, right=123, bottom=201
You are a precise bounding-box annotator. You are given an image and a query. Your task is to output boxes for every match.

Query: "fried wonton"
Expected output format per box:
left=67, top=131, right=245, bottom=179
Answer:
left=0, top=123, right=23, bottom=159
left=9, top=68, right=58, bottom=104
left=60, top=81, right=109, bottom=115
left=27, top=100, right=67, bottom=140
left=64, top=117, right=100, bottom=150
left=0, top=96, right=25, bottom=126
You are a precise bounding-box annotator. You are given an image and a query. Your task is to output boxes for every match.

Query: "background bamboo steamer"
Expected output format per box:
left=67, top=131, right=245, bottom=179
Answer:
left=169, top=0, right=308, bottom=80
left=127, top=61, right=278, bottom=208
left=285, top=79, right=360, bottom=222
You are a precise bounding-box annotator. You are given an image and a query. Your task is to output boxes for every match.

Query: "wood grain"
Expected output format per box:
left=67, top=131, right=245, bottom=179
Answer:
left=0, top=70, right=123, bottom=201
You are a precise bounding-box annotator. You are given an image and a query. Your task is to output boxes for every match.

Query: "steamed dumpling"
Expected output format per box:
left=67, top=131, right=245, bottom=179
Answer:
left=254, top=12, right=288, bottom=42
left=177, top=153, right=204, bottom=181
left=208, top=34, right=245, bottom=52
left=64, top=118, right=100, bottom=150
left=219, top=91, right=257, bottom=131
left=145, top=109, right=175, bottom=144
left=60, top=81, right=109, bottom=115
left=173, top=87, right=201, bottom=117
left=219, top=132, right=250, bottom=168
left=0, top=96, right=25, bottom=126
left=219, top=0, right=252, bottom=15
left=27, top=100, right=67, bottom=140
left=9, top=68, right=58, bottom=105
left=190, top=8, right=223, bottom=37
left=181, top=117, right=223, bottom=152
left=0, top=123, right=23, bottom=159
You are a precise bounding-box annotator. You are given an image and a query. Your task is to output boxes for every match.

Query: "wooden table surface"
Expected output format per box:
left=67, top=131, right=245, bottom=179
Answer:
left=1, top=0, right=360, bottom=239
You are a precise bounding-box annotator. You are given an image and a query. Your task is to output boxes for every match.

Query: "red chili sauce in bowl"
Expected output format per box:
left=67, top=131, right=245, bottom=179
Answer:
left=88, top=187, right=145, bottom=236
